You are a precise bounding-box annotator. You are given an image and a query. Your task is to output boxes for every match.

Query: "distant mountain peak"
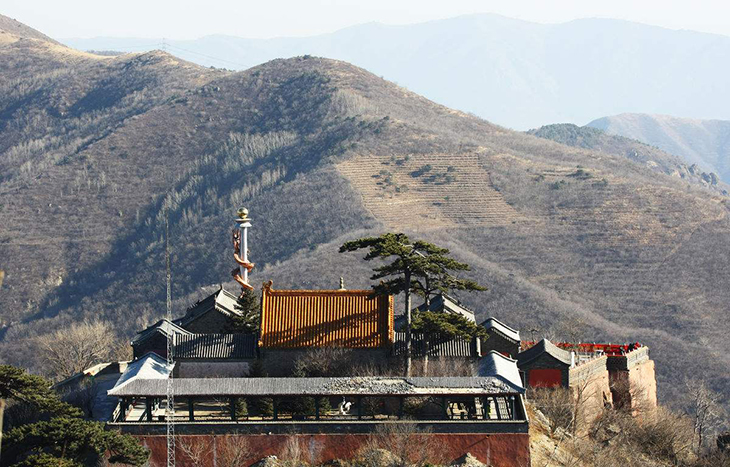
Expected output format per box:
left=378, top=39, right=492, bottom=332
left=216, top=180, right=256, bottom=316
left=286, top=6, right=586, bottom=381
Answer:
left=61, top=15, right=730, bottom=130
left=0, top=14, right=60, bottom=44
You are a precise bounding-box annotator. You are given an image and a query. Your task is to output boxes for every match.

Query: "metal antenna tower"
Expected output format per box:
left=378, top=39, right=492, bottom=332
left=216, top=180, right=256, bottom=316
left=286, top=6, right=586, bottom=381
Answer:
left=165, top=208, right=175, bottom=466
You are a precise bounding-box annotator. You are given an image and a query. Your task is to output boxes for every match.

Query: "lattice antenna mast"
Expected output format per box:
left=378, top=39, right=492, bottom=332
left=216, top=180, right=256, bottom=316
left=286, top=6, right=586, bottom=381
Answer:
left=165, top=208, right=175, bottom=466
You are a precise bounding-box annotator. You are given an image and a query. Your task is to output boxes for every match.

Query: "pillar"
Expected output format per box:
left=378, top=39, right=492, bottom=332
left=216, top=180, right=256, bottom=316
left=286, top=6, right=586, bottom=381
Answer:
left=120, top=398, right=129, bottom=422
left=188, top=398, right=194, bottom=421
left=145, top=397, right=152, bottom=422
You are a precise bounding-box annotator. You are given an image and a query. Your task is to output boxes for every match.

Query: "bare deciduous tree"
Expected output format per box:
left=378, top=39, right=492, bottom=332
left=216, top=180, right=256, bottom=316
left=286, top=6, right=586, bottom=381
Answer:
left=217, top=436, right=253, bottom=467
left=280, top=436, right=322, bottom=466
left=360, top=421, right=442, bottom=467
left=529, top=387, right=576, bottom=436
left=178, top=436, right=212, bottom=467
left=418, top=357, right=476, bottom=377
left=36, top=320, right=119, bottom=381
left=292, top=347, right=355, bottom=377
left=685, top=379, right=724, bottom=453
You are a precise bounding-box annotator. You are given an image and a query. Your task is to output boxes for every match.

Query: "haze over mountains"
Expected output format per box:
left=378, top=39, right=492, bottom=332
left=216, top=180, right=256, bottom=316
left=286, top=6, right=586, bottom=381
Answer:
left=1, top=14, right=730, bottom=410
left=62, top=14, right=730, bottom=130
left=588, top=113, right=730, bottom=184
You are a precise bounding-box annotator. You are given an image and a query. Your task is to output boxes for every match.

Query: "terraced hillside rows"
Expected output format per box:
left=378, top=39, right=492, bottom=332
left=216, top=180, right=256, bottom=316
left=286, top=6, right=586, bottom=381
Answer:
left=337, top=151, right=522, bottom=230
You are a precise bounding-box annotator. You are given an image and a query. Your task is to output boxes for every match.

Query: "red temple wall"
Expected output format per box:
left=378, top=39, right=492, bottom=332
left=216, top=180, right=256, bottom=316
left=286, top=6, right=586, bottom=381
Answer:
left=528, top=368, right=563, bottom=388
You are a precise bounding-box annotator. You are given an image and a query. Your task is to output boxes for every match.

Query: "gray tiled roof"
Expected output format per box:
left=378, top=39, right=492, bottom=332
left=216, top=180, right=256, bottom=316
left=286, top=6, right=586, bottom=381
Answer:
left=481, top=317, right=521, bottom=343
left=415, top=294, right=476, bottom=323
left=174, top=334, right=257, bottom=359
left=108, top=375, right=524, bottom=397
left=393, top=332, right=479, bottom=357
left=516, top=339, right=572, bottom=367
left=131, top=319, right=191, bottom=346
left=111, top=352, right=173, bottom=393
left=478, top=351, right=523, bottom=390
left=175, top=287, right=240, bottom=328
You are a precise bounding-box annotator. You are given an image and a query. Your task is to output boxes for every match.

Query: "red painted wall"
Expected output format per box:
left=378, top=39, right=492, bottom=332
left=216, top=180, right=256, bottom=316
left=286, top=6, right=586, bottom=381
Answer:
left=528, top=368, right=562, bottom=387
left=138, top=433, right=530, bottom=467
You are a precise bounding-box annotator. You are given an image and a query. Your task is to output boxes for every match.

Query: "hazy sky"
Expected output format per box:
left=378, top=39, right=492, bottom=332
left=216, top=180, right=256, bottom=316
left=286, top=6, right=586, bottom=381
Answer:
left=4, top=0, right=730, bottom=40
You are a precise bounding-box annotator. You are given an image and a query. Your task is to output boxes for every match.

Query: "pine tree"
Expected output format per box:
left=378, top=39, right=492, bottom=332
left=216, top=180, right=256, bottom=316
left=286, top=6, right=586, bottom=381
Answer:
left=410, top=246, right=486, bottom=306
left=0, top=365, right=148, bottom=466
left=226, top=288, right=261, bottom=334
left=412, top=310, right=488, bottom=341
left=340, top=233, right=485, bottom=376
left=235, top=398, right=248, bottom=418
left=5, top=417, right=148, bottom=466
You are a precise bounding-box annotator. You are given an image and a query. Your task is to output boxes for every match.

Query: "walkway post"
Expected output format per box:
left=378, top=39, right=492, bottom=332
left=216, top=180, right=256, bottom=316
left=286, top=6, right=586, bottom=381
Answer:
left=145, top=397, right=153, bottom=422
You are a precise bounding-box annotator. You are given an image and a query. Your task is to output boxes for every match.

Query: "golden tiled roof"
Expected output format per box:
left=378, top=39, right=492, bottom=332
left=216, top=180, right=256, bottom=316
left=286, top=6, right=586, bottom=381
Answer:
left=259, top=281, right=394, bottom=349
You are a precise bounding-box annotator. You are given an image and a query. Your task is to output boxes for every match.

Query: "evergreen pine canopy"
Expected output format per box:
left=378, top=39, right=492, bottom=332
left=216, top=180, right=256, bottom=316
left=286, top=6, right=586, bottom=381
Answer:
left=412, top=310, right=488, bottom=341
left=5, top=417, right=149, bottom=467
left=340, top=233, right=487, bottom=358
left=0, top=365, right=148, bottom=466
left=228, top=288, right=261, bottom=334
left=0, top=365, right=81, bottom=418
left=339, top=232, right=485, bottom=299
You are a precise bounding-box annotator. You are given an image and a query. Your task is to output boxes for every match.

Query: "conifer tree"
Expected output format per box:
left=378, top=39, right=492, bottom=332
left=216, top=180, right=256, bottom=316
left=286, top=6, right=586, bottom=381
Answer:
left=340, top=233, right=485, bottom=376
left=226, top=289, right=261, bottom=334
left=0, top=365, right=148, bottom=466
left=411, top=246, right=486, bottom=306
left=411, top=311, right=488, bottom=341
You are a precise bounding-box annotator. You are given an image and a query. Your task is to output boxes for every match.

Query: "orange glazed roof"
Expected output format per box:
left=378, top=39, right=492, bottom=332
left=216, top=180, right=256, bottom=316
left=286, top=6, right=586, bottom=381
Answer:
left=259, top=281, right=394, bottom=349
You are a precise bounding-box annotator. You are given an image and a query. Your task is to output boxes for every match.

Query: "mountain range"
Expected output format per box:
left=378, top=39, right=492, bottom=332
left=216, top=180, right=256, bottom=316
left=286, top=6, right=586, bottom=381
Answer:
left=62, top=14, right=730, bottom=130
left=1, top=14, right=729, bottom=409
left=587, top=113, right=730, bottom=184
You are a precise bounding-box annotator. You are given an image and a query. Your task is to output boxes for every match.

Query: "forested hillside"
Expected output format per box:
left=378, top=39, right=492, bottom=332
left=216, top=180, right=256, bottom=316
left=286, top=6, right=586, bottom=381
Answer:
left=588, top=113, right=730, bottom=184
left=1, top=16, right=729, bottom=410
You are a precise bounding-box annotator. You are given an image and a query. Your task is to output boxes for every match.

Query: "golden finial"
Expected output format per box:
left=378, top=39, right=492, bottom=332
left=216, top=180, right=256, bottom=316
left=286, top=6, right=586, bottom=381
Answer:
left=237, top=207, right=250, bottom=221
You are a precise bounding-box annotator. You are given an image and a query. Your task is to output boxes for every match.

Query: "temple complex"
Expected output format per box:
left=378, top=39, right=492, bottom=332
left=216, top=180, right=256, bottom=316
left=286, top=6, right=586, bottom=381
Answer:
left=64, top=207, right=657, bottom=466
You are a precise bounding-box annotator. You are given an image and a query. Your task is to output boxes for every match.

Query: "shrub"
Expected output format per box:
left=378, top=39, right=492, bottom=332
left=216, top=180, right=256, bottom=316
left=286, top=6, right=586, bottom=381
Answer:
left=529, top=387, right=575, bottom=435
left=235, top=398, right=248, bottom=418
left=410, top=165, right=432, bottom=177
left=358, top=422, right=441, bottom=467
left=570, top=168, right=593, bottom=179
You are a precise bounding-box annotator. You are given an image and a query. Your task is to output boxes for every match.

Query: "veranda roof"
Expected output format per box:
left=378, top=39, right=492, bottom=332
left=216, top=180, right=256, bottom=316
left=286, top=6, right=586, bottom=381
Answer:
left=108, top=375, right=524, bottom=398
